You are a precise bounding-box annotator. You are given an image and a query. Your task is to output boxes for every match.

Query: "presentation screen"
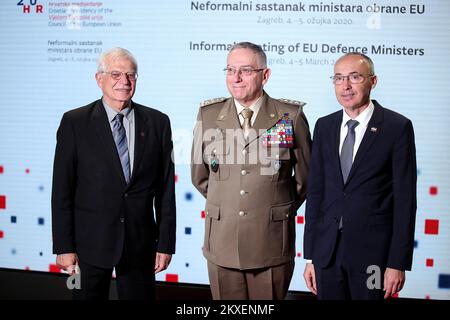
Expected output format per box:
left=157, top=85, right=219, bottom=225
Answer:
left=0, top=0, right=449, bottom=299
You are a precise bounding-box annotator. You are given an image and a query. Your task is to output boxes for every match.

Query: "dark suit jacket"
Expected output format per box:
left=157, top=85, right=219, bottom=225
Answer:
left=304, top=100, right=416, bottom=272
left=52, top=99, right=176, bottom=268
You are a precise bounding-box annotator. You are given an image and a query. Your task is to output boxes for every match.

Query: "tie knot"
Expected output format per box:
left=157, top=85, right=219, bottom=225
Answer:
left=114, top=113, right=124, bottom=124
left=347, top=119, right=359, bottom=131
left=240, top=108, right=253, bottom=119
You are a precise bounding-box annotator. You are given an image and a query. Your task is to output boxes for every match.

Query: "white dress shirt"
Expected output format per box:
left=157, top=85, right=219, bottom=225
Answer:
left=339, top=101, right=375, bottom=161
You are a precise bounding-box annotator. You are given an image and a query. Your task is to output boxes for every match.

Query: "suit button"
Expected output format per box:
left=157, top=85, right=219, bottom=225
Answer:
left=241, top=170, right=247, bottom=176
left=124, top=193, right=128, bottom=198
left=238, top=211, right=245, bottom=217
left=343, top=192, right=347, bottom=196
left=206, top=211, right=209, bottom=216
left=120, top=217, right=125, bottom=223
left=240, top=190, right=246, bottom=196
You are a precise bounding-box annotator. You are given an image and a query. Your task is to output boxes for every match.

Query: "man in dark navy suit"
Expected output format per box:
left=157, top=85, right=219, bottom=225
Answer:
left=52, top=47, right=176, bottom=300
left=303, top=53, right=417, bottom=300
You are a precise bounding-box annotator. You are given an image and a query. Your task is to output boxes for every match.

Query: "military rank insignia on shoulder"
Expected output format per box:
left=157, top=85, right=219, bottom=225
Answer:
left=200, top=97, right=227, bottom=107
left=262, top=113, right=294, bottom=148
left=277, top=98, right=306, bottom=107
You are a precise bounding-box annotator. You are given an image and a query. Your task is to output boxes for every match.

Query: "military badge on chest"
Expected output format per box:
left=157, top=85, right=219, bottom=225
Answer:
left=261, top=113, right=294, bottom=148
left=210, top=156, right=219, bottom=173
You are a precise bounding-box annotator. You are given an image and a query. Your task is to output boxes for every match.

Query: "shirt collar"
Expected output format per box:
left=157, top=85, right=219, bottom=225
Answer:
left=342, top=100, right=374, bottom=128
left=102, top=98, right=132, bottom=123
left=234, top=94, right=264, bottom=117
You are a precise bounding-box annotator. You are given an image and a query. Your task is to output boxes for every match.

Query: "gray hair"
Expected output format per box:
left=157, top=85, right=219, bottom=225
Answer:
left=339, top=52, right=375, bottom=74
left=97, top=47, right=138, bottom=73
left=229, top=42, right=267, bottom=68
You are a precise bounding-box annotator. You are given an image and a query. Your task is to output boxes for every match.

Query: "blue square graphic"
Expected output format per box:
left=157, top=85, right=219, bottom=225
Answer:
left=438, top=274, right=450, bottom=289
left=185, top=227, right=191, bottom=235
left=38, top=218, right=45, bottom=225
left=11, top=216, right=17, bottom=223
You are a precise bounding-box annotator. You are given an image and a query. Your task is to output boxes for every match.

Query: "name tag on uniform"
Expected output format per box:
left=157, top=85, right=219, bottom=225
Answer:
left=261, top=113, right=294, bottom=148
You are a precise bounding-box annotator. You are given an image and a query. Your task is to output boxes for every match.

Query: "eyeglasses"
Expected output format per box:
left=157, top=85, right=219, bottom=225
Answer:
left=331, top=73, right=374, bottom=85
left=102, top=71, right=138, bottom=81
left=224, top=67, right=265, bottom=76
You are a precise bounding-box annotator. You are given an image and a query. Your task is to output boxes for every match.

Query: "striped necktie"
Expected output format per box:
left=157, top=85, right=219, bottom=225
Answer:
left=112, top=113, right=130, bottom=183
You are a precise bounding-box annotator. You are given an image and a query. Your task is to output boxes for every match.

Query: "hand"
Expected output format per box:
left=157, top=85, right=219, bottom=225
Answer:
left=56, top=253, right=79, bottom=275
left=303, top=263, right=317, bottom=295
left=383, top=267, right=405, bottom=299
left=154, top=252, right=172, bottom=274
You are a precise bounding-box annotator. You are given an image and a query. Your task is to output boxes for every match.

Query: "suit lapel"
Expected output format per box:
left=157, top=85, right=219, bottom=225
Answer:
left=332, top=111, right=344, bottom=184
left=91, top=100, right=127, bottom=186
left=345, top=101, right=383, bottom=185
left=130, top=103, right=148, bottom=185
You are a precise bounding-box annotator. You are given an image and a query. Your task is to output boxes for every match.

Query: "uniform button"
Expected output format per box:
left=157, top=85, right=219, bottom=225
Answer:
left=275, top=154, right=279, bottom=159
left=213, top=149, right=217, bottom=154
left=242, top=149, right=247, bottom=155
left=286, top=214, right=289, bottom=218
left=120, top=217, right=125, bottom=223
left=124, top=193, right=128, bottom=198
left=240, top=190, right=246, bottom=195
left=206, top=211, right=209, bottom=216
left=241, top=170, right=247, bottom=175
left=238, top=211, right=245, bottom=217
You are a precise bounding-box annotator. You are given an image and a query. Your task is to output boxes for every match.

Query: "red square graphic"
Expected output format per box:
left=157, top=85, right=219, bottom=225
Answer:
left=429, top=186, right=438, bottom=195
left=175, top=174, right=178, bottom=183
left=0, top=231, right=4, bottom=239
left=0, top=195, right=5, bottom=209
left=425, top=219, right=439, bottom=235
left=49, top=264, right=62, bottom=273
left=426, top=259, right=434, bottom=267
left=0, top=166, right=3, bottom=174
left=297, top=216, right=304, bottom=224
left=166, top=274, right=179, bottom=283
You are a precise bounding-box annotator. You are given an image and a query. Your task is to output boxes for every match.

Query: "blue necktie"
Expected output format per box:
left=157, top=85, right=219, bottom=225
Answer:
left=340, top=119, right=359, bottom=184
left=112, top=113, right=130, bottom=183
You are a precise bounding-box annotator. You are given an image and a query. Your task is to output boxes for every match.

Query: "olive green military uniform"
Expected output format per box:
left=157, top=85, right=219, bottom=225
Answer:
left=191, top=92, right=311, bottom=299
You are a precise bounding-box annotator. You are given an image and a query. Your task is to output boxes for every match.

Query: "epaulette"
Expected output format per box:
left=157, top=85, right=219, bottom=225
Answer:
left=200, top=97, right=227, bottom=107
left=277, top=98, right=306, bottom=107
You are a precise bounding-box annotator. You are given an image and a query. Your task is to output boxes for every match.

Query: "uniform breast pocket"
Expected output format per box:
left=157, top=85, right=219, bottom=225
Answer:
left=207, top=142, right=230, bottom=181
left=261, top=147, right=291, bottom=181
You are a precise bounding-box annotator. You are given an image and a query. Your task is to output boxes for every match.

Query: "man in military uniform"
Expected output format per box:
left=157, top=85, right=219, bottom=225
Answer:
left=191, top=42, right=311, bottom=299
